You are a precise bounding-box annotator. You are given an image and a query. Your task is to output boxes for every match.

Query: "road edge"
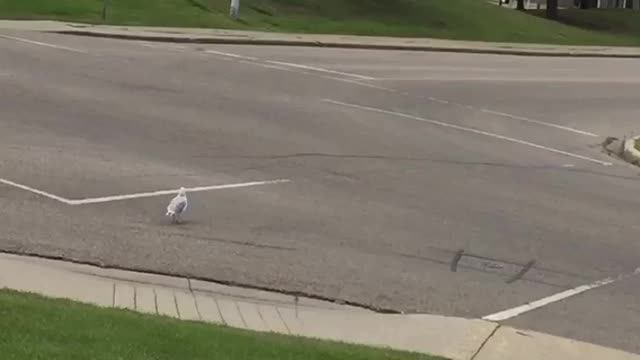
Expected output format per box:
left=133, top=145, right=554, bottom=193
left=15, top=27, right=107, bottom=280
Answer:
left=47, top=29, right=640, bottom=58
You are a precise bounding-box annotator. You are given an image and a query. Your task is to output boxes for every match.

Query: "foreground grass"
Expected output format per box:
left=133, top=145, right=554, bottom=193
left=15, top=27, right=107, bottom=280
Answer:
left=0, top=289, right=442, bottom=360
left=1, top=0, right=639, bottom=45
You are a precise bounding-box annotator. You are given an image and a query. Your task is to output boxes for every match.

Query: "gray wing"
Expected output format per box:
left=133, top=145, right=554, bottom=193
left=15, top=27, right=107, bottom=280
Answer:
left=169, top=197, right=187, bottom=214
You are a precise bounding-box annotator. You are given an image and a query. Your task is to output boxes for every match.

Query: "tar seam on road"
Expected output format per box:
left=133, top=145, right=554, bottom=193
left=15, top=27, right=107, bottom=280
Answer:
left=323, top=99, right=613, bottom=166
left=506, top=259, right=536, bottom=284
left=450, top=249, right=464, bottom=272
left=483, top=267, right=640, bottom=321
left=0, top=34, right=88, bottom=53
left=0, top=177, right=291, bottom=205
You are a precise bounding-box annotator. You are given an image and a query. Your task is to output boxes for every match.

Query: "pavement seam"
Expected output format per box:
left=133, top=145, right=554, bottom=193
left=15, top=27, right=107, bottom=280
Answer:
left=153, top=288, right=159, bottom=315
left=275, top=306, right=292, bottom=335
left=173, top=291, right=181, bottom=319
left=133, top=286, right=137, bottom=310
left=111, top=282, right=116, bottom=307
left=470, top=324, right=501, bottom=360
left=255, top=304, right=267, bottom=331
left=213, top=298, right=227, bottom=326
left=234, top=301, right=249, bottom=328
left=188, top=279, right=203, bottom=321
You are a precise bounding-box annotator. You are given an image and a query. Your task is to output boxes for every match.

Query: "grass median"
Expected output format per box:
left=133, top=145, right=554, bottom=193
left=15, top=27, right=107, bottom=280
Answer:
left=1, top=0, right=640, bottom=46
left=0, top=289, right=444, bottom=360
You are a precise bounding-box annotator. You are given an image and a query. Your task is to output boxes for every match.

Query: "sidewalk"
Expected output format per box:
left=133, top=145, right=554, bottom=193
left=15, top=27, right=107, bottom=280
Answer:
left=1, top=20, right=640, bottom=58
left=0, top=252, right=638, bottom=360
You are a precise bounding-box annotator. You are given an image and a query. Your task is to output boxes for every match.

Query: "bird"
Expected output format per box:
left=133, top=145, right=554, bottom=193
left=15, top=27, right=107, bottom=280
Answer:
left=166, top=187, right=188, bottom=224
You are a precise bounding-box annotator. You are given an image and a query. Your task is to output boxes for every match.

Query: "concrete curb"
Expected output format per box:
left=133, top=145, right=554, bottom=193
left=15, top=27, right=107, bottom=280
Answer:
left=49, top=29, right=640, bottom=58
left=623, top=136, right=640, bottom=166
left=1, top=252, right=640, bottom=360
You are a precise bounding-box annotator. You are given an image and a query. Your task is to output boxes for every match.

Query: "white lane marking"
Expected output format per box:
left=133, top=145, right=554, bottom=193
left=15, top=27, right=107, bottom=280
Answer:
left=0, top=34, right=88, bottom=54
left=324, top=99, right=612, bottom=166
left=483, top=267, right=640, bottom=321
left=265, top=60, right=375, bottom=80
left=205, top=50, right=258, bottom=61
left=478, top=108, right=599, bottom=137
left=68, top=179, right=291, bottom=205
left=369, top=76, right=640, bottom=83
left=0, top=178, right=72, bottom=204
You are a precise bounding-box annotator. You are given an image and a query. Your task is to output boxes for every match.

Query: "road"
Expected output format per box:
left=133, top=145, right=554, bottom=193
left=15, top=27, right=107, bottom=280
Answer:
left=1, top=30, right=639, bottom=354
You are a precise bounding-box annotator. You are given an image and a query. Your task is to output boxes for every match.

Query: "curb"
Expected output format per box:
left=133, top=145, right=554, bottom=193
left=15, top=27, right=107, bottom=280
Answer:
left=49, top=30, right=640, bottom=58
left=623, top=136, right=640, bottom=165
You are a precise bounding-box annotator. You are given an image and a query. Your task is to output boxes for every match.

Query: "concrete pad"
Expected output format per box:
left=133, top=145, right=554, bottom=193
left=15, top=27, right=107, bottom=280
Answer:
left=278, top=307, right=496, bottom=360
left=475, top=326, right=640, bottom=360
left=175, top=291, right=200, bottom=321
left=236, top=301, right=269, bottom=332
left=193, top=293, right=224, bottom=324
left=216, top=298, right=248, bottom=329
left=257, top=304, right=291, bottom=334
left=135, top=286, right=157, bottom=314
left=154, top=287, right=178, bottom=318
left=0, top=255, right=113, bottom=307
left=114, top=283, right=135, bottom=310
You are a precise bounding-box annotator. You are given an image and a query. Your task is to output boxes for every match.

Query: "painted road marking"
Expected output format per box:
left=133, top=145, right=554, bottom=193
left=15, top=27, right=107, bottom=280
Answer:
left=0, top=178, right=290, bottom=205
left=483, top=267, right=640, bottom=321
left=204, top=49, right=374, bottom=80
left=478, top=109, right=598, bottom=137
left=205, top=50, right=258, bottom=61
left=324, top=99, right=612, bottom=166
left=199, top=48, right=598, bottom=138
left=69, top=179, right=291, bottom=205
left=264, top=60, right=375, bottom=80
left=0, top=34, right=88, bottom=54
left=0, top=178, right=73, bottom=204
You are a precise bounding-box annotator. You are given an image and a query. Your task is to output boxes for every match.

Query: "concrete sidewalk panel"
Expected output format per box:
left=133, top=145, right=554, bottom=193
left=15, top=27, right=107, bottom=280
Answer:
left=135, top=286, right=157, bottom=314
left=217, top=298, right=248, bottom=329
left=236, top=301, right=269, bottom=332
left=278, top=308, right=496, bottom=360
left=0, top=255, right=113, bottom=307
left=193, top=293, right=224, bottom=324
left=114, top=283, right=135, bottom=310
left=475, top=327, right=640, bottom=360
left=175, top=291, right=200, bottom=321
left=154, top=287, right=178, bottom=318
left=258, top=305, right=291, bottom=334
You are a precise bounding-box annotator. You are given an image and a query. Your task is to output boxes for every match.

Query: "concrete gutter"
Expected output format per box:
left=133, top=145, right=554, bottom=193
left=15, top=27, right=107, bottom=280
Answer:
left=623, top=136, right=640, bottom=166
left=1, top=20, right=640, bottom=58
left=1, top=252, right=639, bottom=360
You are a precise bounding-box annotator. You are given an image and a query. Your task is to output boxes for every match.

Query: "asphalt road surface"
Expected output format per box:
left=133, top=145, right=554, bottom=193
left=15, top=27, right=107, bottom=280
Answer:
left=1, top=31, right=640, bottom=354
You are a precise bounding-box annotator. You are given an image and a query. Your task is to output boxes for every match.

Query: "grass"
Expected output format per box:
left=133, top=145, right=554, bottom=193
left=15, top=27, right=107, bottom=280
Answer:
left=1, top=0, right=640, bottom=46
left=0, top=289, right=443, bottom=360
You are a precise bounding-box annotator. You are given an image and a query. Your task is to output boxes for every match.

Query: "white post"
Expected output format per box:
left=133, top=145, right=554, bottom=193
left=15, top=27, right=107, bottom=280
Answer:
left=230, top=0, right=240, bottom=19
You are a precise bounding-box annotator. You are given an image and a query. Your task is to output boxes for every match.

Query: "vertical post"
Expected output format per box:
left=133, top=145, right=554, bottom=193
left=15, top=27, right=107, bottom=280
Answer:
left=102, top=0, right=109, bottom=21
left=230, top=0, right=240, bottom=19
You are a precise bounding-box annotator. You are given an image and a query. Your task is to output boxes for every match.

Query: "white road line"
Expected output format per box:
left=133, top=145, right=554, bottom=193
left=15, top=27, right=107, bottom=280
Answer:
left=483, top=267, right=640, bottom=321
left=478, top=108, right=599, bottom=137
left=68, top=179, right=291, bottom=205
left=0, top=178, right=72, bottom=204
left=0, top=34, right=88, bottom=54
left=205, top=50, right=258, bottom=61
left=324, top=99, right=612, bottom=166
left=265, top=60, right=375, bottom=80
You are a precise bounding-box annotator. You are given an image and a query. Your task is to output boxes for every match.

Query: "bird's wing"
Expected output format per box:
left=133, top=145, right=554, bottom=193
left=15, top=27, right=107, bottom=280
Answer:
left=172, top=197, right=187, bottom=214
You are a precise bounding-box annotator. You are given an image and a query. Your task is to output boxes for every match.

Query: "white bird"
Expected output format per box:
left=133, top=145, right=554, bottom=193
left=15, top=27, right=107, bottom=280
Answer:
left=166, top=187, right=188, bottom=224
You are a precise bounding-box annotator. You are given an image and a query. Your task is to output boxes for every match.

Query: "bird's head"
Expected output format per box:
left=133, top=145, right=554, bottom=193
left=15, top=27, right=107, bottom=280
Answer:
left=178, top=187, right=186, bottom=196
